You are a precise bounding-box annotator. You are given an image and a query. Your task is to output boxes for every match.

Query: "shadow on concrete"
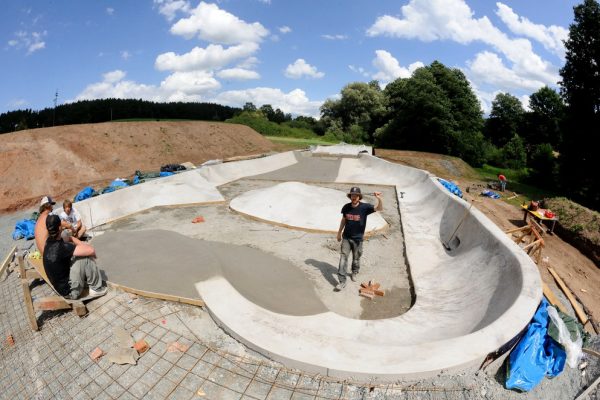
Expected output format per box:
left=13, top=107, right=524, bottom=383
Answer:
left=305, top=258, right=338, bottom=287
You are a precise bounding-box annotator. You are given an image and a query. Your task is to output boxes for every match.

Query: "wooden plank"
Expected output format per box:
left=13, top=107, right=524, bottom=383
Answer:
left=547, top=266, right=589, bottom=326
left=542, top=282, right=568, bottom=314
left=26, top=257, right=50, bottom=285
left=71, top=301, right=87, bottom=317
left=25, top=270, right=42, bottom=280
left=106, top=281, right=204, bottom=307
left=21, top=279, right=38, bottom=331
left=0, top=245, right=16, bottom=279
left=34, top=296, right=72, bottom=311
left=574, top=374, right=600, bottom=400
left=505, top=226, right=530, bottom=234
left=523, top=239, right=542, bottom=251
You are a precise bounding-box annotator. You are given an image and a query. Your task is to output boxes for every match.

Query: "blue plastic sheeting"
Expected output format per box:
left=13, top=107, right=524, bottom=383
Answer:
left=159, top=171, right=174, bottom=177
left=12, top=219, right=35, bottom=240
left=505, top=298, right=566, bottom=392
left=481, top=189, right=501, bottom=199
left=101, top=179, right=129, bottom=194
left=437, top=178, right=463, bottom=198
left=74, top=186, right=96, bottom=202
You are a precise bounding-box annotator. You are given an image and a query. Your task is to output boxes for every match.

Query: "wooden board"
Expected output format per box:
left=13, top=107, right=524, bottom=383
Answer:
left=106, top=281, right=204, bottom=307
left=0, top=245, right=16, bottom=279
left=547, top=266, right=589, bottom=326
left=542, top=282, right=568, bottom=314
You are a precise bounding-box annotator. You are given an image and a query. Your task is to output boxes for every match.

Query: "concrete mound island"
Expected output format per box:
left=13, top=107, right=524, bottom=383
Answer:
left=78, top=146, right=541, bottom=382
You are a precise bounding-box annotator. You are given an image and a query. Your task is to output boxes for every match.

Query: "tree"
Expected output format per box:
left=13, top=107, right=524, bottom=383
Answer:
left=259, top=104, right=275, bottom=121
left=319, top=81, right=386, bottom=143
left=500, top=134, right=527, bottom=169
left=522, top=86, right=565, bottom=148
left=559, top=0, right=600, bottom=209
left=376, top=61, right=486, bottom=165
left=485, top=93, right=524, bottom=148
left=243, top=102, right=257, bottom=112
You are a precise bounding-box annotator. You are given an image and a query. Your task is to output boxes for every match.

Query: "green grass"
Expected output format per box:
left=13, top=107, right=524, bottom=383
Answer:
left=226, top=113, right=322, bottom=139
left=474, top=164, right=556, bottom=207
left=265, top=136, right=337, bottom=147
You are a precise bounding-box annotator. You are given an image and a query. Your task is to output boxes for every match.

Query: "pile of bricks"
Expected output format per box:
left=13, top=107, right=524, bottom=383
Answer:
left=359, top=281, right=385, bottom=299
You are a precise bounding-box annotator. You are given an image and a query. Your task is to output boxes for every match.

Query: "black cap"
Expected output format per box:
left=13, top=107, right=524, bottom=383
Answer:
left=347, top=186, right=362, bottom=199
left=46, top=214, right=61, bottom=235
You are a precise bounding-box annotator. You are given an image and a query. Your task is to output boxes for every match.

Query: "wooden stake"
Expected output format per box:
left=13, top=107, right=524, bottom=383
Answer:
left=542, top=282, right=568, bottom=314
left=0, top=245, right=16, bottom=279
left=547, top=266, right=588, bottom=327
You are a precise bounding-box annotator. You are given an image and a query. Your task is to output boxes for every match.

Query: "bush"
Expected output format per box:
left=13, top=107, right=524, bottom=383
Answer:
left=500, top=134, right=527, bottom=169
left=528, top=143, right=558, bottom=189
left=226, top=112, right=320, bottom=139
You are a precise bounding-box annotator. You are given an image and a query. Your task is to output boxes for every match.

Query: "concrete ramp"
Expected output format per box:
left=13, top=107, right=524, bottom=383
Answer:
left=82, top=149, right=541, bottom=381
left=229, top=181, right=387, bottom=233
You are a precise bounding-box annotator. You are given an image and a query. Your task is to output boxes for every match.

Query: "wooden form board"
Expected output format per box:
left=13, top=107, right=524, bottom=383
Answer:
left=0, top=245, right=17, bottom=280
left=106, top=281, right=204, bottom=307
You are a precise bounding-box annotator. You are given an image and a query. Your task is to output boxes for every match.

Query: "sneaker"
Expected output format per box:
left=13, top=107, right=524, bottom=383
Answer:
left=350, top=272, right=358, bottom=282
left=88, top=286, right=108, bottom=298
left=334, top=281, right=347, bottom=291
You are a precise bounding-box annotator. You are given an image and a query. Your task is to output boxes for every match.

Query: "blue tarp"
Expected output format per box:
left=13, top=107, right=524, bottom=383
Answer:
left=481, top=189, right=501, bottom=199
left=437, top=178, right=463, bottom=198
left=159, top=171, right=174, bottom=177
left=74, top=186, right=96, bottom=202
left=101, top=179, right=129, bottom=194
left=505, top=298, right=566, bottom=392
left=12, top=219, right=35, bottom=240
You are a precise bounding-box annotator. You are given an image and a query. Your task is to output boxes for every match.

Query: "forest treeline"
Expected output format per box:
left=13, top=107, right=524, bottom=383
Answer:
left=0, top=98, right=241, bottom=133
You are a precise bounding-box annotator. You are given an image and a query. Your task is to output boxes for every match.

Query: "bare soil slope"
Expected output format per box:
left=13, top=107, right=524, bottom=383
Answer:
left=0, top=121, right=275, bottom=213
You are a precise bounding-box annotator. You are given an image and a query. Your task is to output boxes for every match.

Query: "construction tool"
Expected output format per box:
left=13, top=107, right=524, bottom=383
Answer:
left=442, top=200, right=474, bottom=251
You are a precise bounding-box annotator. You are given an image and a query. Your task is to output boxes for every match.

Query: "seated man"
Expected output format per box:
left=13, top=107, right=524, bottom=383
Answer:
left=35, top=196, right=56, bottom=256
left=43, top=214, right=107, bottom=300
left=59, top=199, right=86, bottom=239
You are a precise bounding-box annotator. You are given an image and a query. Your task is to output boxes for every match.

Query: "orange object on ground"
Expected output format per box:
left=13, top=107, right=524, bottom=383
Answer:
left=90, top=347, right=104, bottom=361
left=359, top=281, right=385, bottom=299
left=192, top=216, right=205, bottom=223
left=134, top=340, right=150, bottom=354
left=6, top=335, right=14, bottom=346
left=167, top=341, right=189, bottom=353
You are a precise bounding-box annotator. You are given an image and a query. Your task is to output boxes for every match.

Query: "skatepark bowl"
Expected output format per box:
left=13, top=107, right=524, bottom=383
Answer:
left=75, top=145, right=541, bottom=382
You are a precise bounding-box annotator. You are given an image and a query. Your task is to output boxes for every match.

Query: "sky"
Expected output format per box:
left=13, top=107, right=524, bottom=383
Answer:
left=1, top=0, right=581, bottom=117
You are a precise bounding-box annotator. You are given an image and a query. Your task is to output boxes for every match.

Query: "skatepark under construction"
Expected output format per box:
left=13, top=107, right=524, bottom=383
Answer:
left=72, top=144, right=541, bottom=382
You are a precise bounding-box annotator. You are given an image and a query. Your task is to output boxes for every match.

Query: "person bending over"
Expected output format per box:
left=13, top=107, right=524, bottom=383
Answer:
left=43, top=214, right=107, bottom=300
left=335, top=187, right=382, bottom=291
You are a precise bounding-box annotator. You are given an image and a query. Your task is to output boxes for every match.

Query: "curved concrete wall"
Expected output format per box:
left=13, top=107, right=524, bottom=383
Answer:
left=77, top=149, right=541, bottom=380
left=196, top=152, right=541, bottom=380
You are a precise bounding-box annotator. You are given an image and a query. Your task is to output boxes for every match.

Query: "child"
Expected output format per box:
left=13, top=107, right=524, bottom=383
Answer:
left=59, top=199, right=86, bottom=239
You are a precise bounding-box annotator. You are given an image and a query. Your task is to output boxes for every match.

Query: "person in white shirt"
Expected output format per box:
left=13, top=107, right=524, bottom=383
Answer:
left=59, top=199, right=86, bottom=239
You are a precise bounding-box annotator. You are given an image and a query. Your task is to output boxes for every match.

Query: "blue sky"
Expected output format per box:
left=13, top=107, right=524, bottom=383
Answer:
left=1, top=0, right=580, bottom=117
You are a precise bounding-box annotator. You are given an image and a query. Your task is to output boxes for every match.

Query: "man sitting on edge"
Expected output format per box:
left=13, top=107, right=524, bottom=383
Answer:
left=34, top=196, right=55, bottom=256
left=43, top=214, right=107, bottom=300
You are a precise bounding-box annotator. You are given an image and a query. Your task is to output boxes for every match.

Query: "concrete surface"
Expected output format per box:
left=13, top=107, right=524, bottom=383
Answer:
left=49, top=148, right=541, bottom=381
left=229, top=181, right=387, bottom=233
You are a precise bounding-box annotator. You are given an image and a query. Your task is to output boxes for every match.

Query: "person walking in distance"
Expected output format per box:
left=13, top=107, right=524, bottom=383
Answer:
left=335, top=187, right=382, bottom=291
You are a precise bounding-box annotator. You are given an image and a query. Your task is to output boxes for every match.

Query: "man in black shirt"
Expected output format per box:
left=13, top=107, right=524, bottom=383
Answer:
left=43, top=214, right=107, bottom=299
left=335, top=187, right=382, bottom=290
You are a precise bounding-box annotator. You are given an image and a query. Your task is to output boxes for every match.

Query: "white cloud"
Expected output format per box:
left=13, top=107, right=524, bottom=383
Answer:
left=366, top=0, right=560, bottom=89
left=495, top=3, right=568, bottom=58
left=279, top=26, right=291, bottom=34
left=154, top=0, right=191, bottom=22
left=322, top=34, right=348, bottom=40
left=284, top=59, right=324, bottom=79
left=121, top=50, right=131, bottom=60
left=160, top=70, right=220, bottom=94
left=371, top=50, right=423, bottom=82
left=170, top=2, right=269, bottom=45
left=103, top=70, right=126, bottom=83
left=7, top=99, right=28, bottom=108
left=155, top=42, right=259, bottom=72
left=237, top=57, right=259, bottom=69
left=74, top=69, right=220, bottom=104
left=212, top=87, right=323, bottom=117
left=467, top=51, right=545, bottom=91
left=349, top=65, right=370, bottom=78
left=8, top=30, right=46, bottom=54
left=106, top=7, right=115, bottom=15
left=217, top=68, right=260, bottom=80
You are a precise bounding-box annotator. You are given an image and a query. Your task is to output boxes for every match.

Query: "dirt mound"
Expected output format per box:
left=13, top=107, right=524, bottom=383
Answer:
left=374, top=149, right=480, bottom=181
left=0, top=121, right=275, bottom=214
